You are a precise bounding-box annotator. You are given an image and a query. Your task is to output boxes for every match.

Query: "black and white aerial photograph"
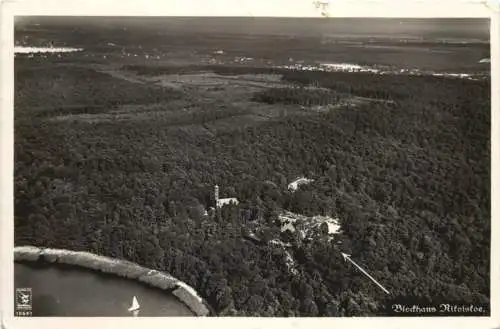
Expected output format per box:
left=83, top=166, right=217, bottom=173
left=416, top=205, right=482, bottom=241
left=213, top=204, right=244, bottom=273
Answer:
left=12, top=15, right=491, bottom=317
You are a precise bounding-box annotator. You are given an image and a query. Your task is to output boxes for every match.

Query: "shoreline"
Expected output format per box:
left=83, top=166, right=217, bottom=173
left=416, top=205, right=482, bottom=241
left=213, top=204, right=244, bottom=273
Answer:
left=14, top=246, right=211, bottom=317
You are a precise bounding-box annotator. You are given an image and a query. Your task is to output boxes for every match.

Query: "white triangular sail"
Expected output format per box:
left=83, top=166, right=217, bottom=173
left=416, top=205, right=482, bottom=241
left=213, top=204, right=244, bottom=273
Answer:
left=128, top=296, right=140, bottom=312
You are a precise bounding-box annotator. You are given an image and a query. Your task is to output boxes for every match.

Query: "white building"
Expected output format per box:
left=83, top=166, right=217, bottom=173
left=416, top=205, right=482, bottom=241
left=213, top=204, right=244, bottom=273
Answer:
left=281, top=222, right=296, bottom=233
left=215, top=185, right=239, bottom=208
left=287, top=177, right=314, bottom=191
left=217, top=198, right=239, bottom=208
left=318, top=219, right=341, bottom=235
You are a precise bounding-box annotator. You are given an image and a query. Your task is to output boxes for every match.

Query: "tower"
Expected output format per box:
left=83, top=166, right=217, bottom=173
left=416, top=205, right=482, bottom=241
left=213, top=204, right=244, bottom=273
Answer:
left=214, top=185, right=219, bottom=206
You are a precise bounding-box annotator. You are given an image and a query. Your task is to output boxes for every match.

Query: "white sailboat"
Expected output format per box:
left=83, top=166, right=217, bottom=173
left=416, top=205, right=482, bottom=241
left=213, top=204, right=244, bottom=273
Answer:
left=128, top=296, right=140, bottom=313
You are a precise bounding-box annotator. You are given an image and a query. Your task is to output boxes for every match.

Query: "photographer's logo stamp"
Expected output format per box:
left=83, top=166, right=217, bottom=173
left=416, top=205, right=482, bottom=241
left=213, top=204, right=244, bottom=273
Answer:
left=15, top=288, right=32, bottom=316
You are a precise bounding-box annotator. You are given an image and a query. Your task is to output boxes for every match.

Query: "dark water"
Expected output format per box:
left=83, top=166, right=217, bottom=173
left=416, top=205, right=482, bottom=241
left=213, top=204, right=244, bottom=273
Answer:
left=14, top=262, right=195, bottom=316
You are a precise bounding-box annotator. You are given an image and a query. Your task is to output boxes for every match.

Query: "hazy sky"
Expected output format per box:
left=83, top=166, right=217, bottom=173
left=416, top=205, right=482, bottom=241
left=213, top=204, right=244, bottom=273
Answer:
left=14, top=16, right=490, bottom=43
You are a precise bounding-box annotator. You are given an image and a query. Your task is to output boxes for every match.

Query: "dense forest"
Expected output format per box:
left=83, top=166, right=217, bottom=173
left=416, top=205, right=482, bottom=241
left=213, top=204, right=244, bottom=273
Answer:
left=14, top=57, right=490, bottom=316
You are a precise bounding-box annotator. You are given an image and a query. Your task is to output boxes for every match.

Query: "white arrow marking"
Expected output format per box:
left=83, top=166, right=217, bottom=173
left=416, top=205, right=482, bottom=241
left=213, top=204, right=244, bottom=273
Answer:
left=341, top=252, right=390, bottom=295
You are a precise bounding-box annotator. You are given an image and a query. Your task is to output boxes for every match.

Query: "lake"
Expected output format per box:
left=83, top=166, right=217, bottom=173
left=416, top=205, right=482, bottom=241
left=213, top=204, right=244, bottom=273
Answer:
left=14, top=262, right=196, bottom=316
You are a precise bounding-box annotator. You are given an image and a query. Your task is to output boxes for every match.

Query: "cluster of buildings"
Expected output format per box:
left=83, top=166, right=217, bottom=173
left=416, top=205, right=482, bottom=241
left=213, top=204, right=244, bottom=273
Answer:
left=210, top=180, right=341, bottom=238
left=214, top=175, right=313, bottom=209
left=278, top=211, right=342, bottom=241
